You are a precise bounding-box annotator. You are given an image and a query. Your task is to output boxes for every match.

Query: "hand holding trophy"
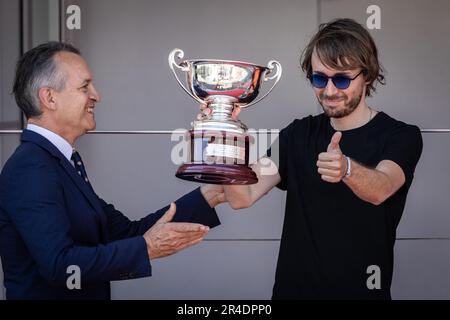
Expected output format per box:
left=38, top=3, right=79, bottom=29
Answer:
left=168, top=49, right=282, bottom=185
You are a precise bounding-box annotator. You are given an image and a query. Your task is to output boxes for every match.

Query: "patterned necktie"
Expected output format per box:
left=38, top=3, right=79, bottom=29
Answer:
left=71, top=150, right=90, bottom=184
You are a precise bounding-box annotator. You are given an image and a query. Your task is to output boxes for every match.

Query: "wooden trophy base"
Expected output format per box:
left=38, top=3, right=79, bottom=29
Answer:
left=176, top=163, right=258, bottom=185
left=175, top=129, right=258, bottom=185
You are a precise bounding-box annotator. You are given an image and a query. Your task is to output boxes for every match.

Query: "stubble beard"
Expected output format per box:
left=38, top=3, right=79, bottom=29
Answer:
left=318, top=91, right=363, bottom=119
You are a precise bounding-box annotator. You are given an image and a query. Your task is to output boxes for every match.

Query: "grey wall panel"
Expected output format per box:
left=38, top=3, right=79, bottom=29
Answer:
left=2, top=0, right=447, bottom=300
left=81, top=131, right=450, bottom=241
left=63, top=0, right=450, bottom=299
left=70, top=0, right=319, bottom=242
left=392, top=240, right=450, bottom=299
left=320, top=0, right=450, bottom=128
left=0, top=0, right=21, bottom=164
left=63, top=0, right=319, bottom=132
left=397, top=134, right=450, bottom=238
left=111, top=240, right=279, bottom=299
left=66, top=0, right=318, bottom=298
left=79, top=134, right=285, bottom=240
left=0, top=0, right=22, bottom=301
left=30, top=0, right=60, bottom=47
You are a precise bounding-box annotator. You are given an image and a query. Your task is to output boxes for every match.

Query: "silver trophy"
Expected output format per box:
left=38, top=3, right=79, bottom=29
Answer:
left=169, top=48, right=282, bottom=185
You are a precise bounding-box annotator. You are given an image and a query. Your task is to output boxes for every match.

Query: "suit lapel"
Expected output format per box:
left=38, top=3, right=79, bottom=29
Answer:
left=21, top=130, right=108, bottom=232
left=58, top=157, right=106, bottom=218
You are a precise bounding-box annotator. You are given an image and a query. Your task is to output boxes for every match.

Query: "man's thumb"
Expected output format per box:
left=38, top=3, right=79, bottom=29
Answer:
left=327, top=131, right=342, bottom=152
left=159, top=202, right=176, bottom=223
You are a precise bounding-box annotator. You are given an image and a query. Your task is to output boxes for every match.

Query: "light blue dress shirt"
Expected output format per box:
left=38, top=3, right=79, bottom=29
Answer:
left=26, top=124, right=74, bottom=163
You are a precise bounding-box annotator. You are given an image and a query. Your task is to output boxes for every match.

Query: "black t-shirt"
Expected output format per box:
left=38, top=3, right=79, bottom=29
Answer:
left=270, top=111, right=423, bottom=299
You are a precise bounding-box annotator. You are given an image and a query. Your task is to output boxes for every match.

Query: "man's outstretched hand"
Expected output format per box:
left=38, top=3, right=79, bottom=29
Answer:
left=143, top=203, right=209, bottom=260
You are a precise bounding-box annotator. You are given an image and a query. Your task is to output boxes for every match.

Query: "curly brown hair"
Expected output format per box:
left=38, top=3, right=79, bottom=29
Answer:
left=301, top=18, right=385, bottom=96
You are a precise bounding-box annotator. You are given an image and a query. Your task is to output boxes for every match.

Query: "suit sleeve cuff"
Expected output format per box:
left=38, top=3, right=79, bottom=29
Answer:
left=116, top=236, right=152, bottom=281
left=173, top=187, right=221, bottom=228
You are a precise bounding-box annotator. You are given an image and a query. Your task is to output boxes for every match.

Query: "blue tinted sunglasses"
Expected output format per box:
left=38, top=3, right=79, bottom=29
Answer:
left=309, top=70, right=363, bottom=89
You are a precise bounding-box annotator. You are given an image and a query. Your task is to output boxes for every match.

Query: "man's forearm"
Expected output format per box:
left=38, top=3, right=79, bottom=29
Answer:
left=223, top=185, right=253, bottom=209
left=223, top=159, right=281, bottom=210
left=200, top=184, right=226, bottom=208
left=317, top=133, right=406, bottom=206
left=342, top=159, right=394, bottom=205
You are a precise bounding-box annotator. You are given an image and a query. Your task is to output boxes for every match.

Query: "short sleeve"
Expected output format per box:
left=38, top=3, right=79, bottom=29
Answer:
left=381, top=124, right=423, bottom=188
left=267, top=121, right=296, bottom=191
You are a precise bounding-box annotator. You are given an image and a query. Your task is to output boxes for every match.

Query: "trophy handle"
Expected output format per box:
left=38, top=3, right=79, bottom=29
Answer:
left=241, top=60, right=282, bottom=108
left=168, top=49, right=205, bottom=105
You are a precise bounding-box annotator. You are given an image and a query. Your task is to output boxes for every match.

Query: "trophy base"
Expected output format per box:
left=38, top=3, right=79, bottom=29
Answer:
left=176, top=163, right=258, bottom=185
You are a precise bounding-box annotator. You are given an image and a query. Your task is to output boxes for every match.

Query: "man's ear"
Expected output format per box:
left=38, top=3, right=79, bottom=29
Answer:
left=362, top=74, right=369, bottom=85
left=38, top=87, right=57, bottom=112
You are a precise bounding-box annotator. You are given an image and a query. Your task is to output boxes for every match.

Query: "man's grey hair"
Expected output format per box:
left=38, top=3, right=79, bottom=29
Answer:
left=13, top=41, right=81, bottom=119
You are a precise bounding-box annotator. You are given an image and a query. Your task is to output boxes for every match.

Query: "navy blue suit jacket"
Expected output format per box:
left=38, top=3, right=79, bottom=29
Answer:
left=0, top=130, right=220, bottom=300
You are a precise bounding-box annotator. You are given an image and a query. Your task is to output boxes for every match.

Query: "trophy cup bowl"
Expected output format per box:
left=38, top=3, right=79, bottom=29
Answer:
left=169, top=48, right=282, bottom=185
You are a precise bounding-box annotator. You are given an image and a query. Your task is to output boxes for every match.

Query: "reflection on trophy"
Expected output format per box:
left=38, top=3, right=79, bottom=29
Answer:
left=168, top=48, right=282, bottom=185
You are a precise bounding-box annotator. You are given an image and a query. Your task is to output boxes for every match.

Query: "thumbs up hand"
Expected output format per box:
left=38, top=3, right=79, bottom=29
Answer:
left=317, top=132, right=348, bottom=183
left=327, top=131, right=342, bottom=153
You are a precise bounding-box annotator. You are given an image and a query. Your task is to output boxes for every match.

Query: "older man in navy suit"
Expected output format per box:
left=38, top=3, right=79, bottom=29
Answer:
left=0, top=42, right=224, bottom=300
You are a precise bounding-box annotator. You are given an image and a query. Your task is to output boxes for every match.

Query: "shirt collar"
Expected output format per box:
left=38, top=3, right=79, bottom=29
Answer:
left=26, top=124, right=74, bottom=162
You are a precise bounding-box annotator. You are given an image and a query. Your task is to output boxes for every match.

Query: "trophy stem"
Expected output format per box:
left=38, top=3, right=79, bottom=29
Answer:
left=208, top=96, right=237, bottom=121
left=209, top=103, right=234, bottom=121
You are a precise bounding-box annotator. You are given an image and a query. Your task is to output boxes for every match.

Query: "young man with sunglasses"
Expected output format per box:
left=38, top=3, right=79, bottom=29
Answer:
left=221, top=18, right=423, bottom=299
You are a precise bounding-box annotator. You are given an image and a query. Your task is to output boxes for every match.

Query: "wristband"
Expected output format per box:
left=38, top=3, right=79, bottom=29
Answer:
left=344, top=155, right=351, bottom=178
